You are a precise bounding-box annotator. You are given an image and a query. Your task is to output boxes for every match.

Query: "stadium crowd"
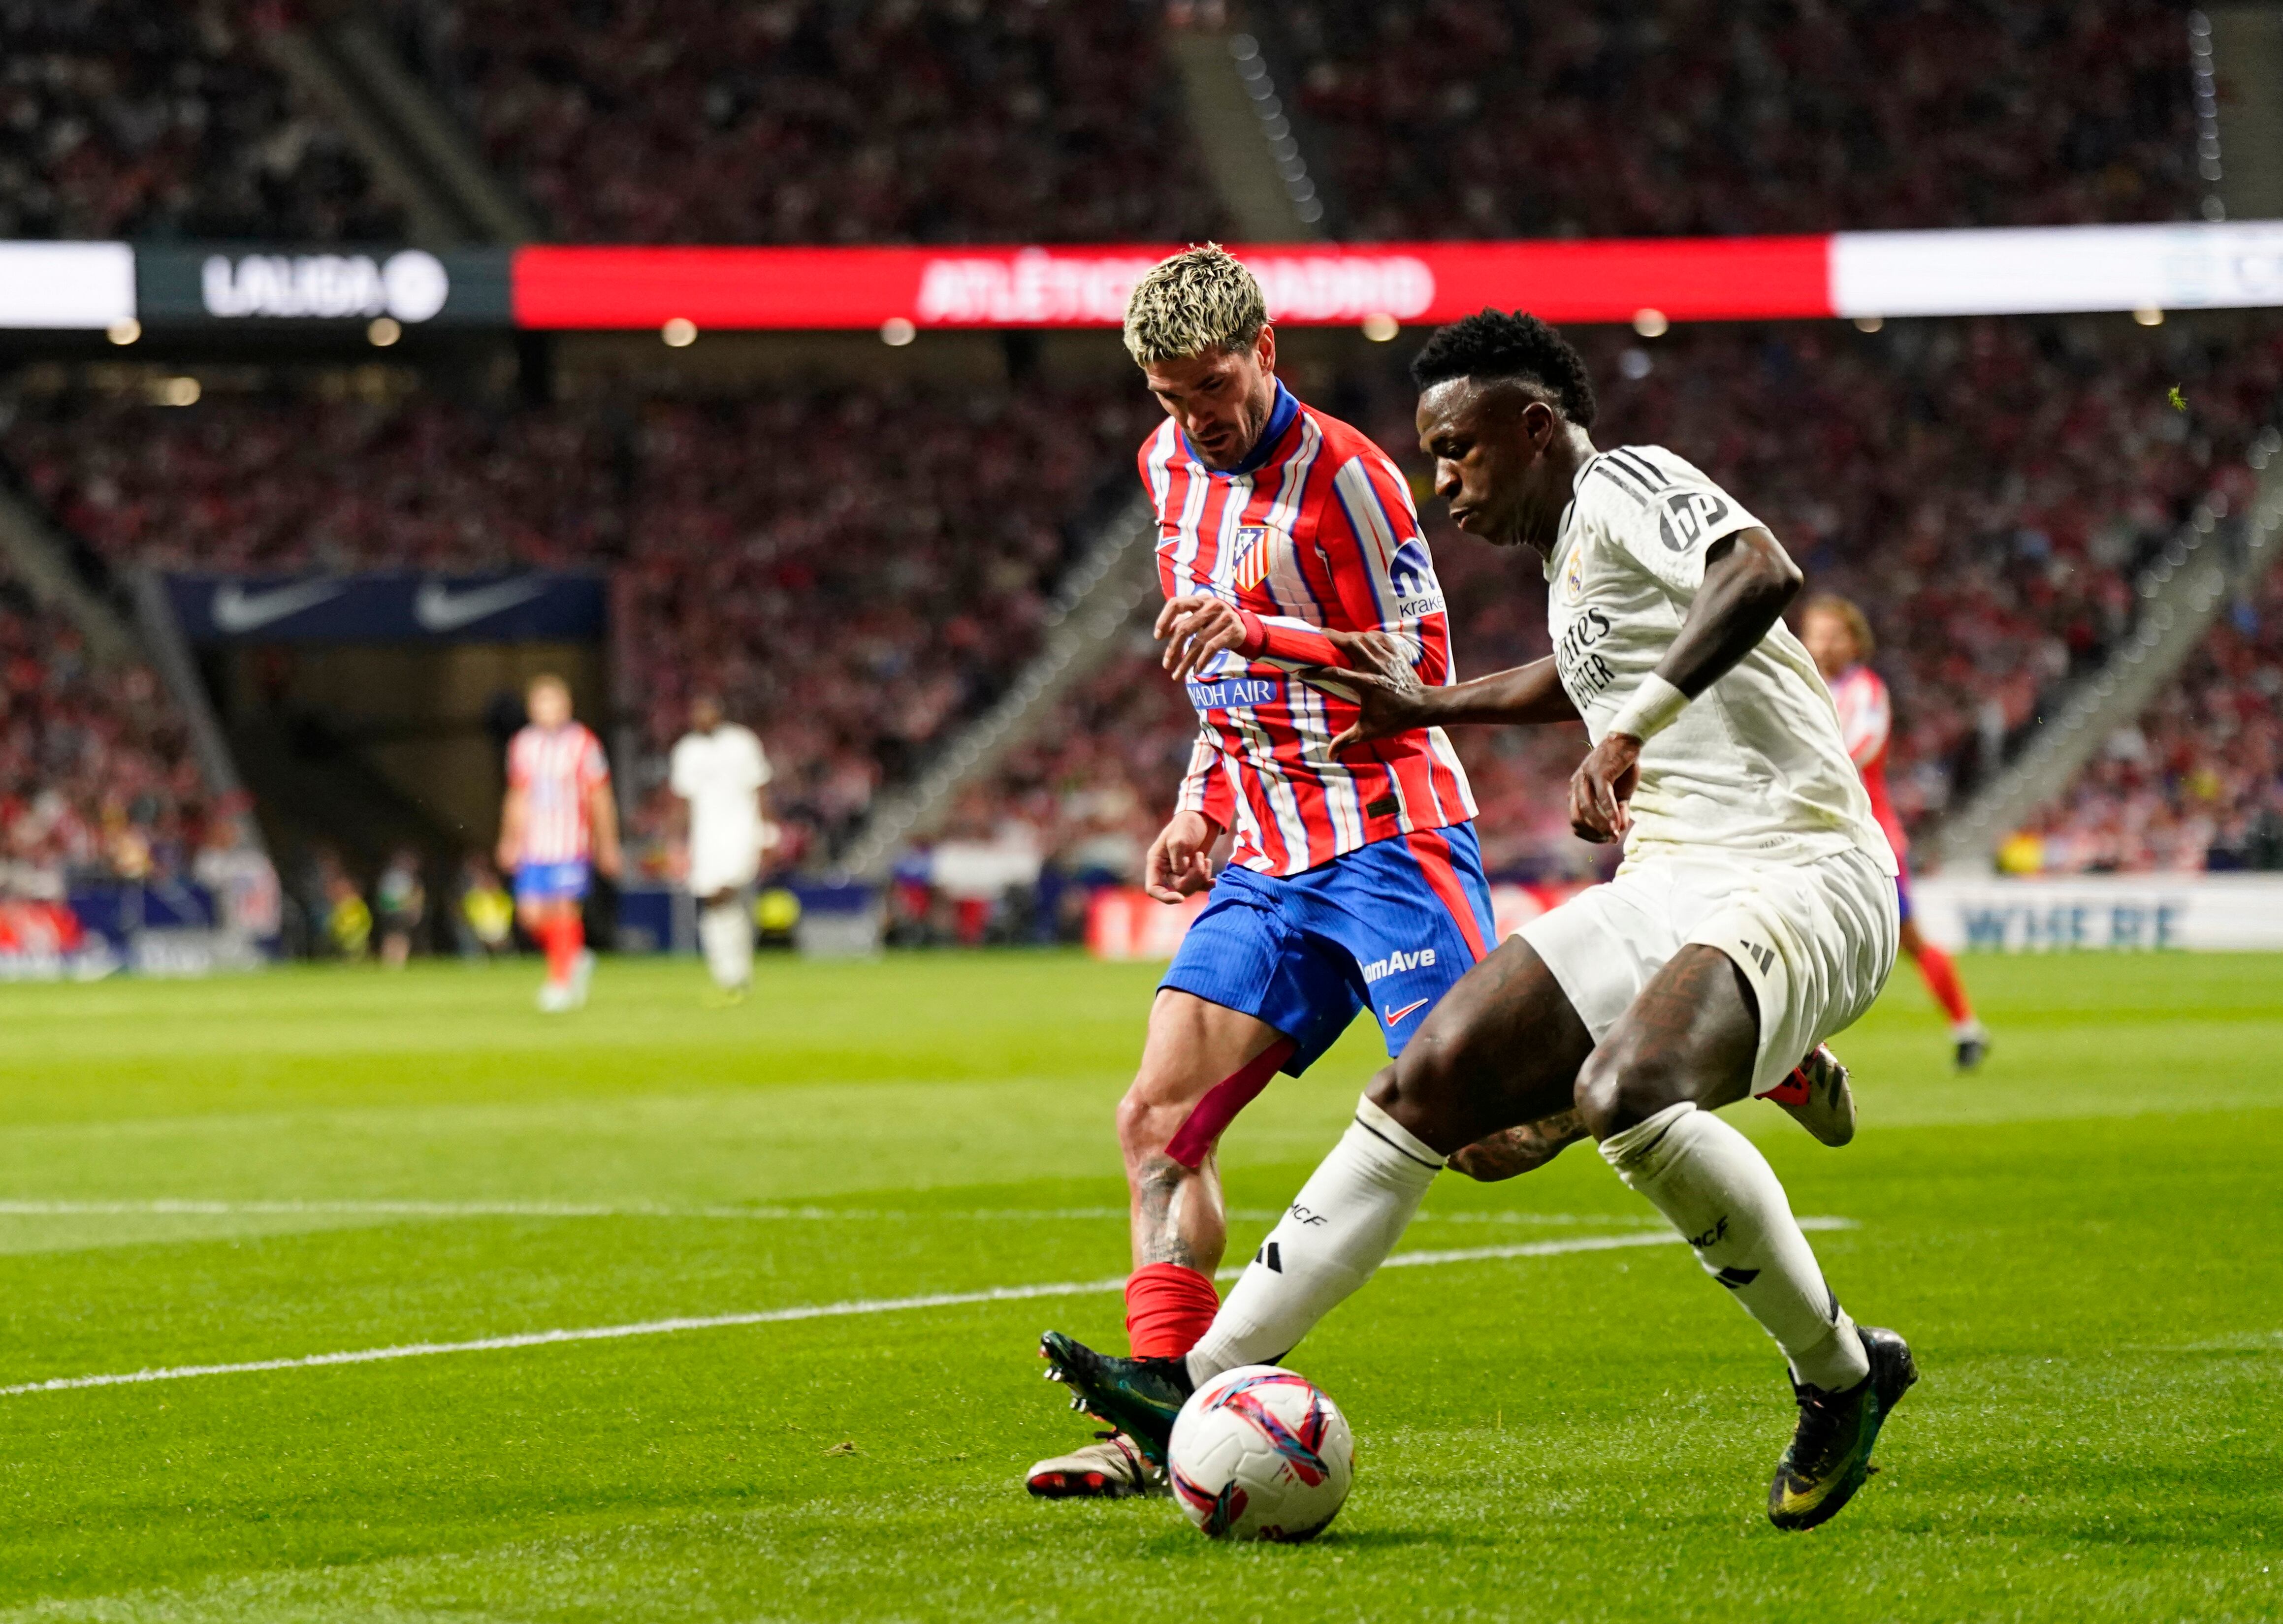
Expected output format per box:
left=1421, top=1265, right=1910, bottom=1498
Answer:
left=3, top=378, right=1159, bottom=869
left=1284, top=0, right=2201, bottom=240
left=0, top=561, right=212, bottom=894
left=1, top=0, right=404, bottom=242
left=2012, top=569, right=2283, bottom=875
left=381, top=0, right=1227, bottom=245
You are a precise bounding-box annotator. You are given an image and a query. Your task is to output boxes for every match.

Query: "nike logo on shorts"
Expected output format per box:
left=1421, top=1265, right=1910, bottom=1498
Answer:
left=1383, top=997, right=1430, bottom=1025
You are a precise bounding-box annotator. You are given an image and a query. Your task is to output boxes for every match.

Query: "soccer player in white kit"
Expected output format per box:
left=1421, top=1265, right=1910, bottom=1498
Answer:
left=670, top=693, right=772, bottom=1000
left=1044, top=311, right=1915, bottom=1532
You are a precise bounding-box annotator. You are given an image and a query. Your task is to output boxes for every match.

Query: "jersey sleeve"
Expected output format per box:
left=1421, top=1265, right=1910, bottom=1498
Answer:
left=1594, top=448, right=1762, bottom=595
left=748, top=733, right=773, bottom=788
left=1174, top=726, right=1235, bottom=829
left=506, top=731, right=532, bottom=789
left=668, top=739, right=696, bottom=797
left=579, top=730, right=610, bottom=789
left=1835, top=671, right=1892, bottom=768
left=1239, top=449, right=1451, bottom=683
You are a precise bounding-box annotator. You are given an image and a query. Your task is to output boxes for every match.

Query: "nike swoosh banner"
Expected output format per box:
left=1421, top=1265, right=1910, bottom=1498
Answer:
left=165, top=573, right=607, bottom=643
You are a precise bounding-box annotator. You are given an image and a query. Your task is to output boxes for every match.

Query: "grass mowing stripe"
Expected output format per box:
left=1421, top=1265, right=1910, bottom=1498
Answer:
left=0, top=1225, right=1842, bottom=1400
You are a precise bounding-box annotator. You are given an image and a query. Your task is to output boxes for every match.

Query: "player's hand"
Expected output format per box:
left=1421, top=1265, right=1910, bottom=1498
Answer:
left=494, top=840, right=517, bottom=875
left=1155, top=594, right=1248, bottom=685
left=1298, top=628, right=1428, bottom=750
left=1144, top=810, right=1220, bottom=904
left=1569, top=732, right=1643, bottom=844
left=594, top=843, right=623, bottom=881
left=1447, top=1111, right=1588, bottom=1181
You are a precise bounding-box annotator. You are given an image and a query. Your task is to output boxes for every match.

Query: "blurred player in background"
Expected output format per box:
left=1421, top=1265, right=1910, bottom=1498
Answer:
left=497, top=673, right=618, bottom=1013
left=1026, top=245, right=1513, bottom=1500
left=1802, top=597, right=1990, bottom=1070
left=671, top=692, right=773, bottom=1002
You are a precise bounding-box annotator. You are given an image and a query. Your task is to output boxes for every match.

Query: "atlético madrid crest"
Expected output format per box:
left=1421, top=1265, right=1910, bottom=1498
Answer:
left=1229, top=524, right=1290, bottom=591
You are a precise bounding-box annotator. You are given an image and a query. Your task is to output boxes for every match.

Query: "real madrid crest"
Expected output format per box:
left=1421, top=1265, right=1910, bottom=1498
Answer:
left=1228, top=524, right=1290, bottom=592
left=1563, top=541, right=1586, bottom=603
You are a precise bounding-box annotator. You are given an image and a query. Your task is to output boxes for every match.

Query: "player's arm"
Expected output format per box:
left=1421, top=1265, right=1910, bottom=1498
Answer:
left=588, top=776, right=622, bottom=879
left=1145, top=732, right=1228, bottom=903
left=1158, top=453, right=1442, bottom=682
left=1572, top=526, right=1801, bottom=842
left=1298, top=629, right=1577, bottom=748
left=495, top=785, right=527, bottom=874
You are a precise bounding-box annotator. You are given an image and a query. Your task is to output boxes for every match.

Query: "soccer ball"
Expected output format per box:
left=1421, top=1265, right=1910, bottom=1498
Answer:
left=1166, top=1365, right=1354, bottom=1541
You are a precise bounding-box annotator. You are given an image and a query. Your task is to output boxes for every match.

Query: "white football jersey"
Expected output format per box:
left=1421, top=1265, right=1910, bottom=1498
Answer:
left=1545, top=445, right=1895, bottom=874
left=670, top=724, right=771, bottom=857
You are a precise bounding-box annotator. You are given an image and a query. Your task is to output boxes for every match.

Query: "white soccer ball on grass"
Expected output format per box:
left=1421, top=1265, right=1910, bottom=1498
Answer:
left=1166, top=1364, right=1354, bottom=1541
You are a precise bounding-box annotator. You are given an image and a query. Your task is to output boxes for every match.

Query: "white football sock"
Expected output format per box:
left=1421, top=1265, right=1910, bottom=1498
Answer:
left=1601, top=1102, right=1869, bottom=1392
left=1186, top=1094, right=1442, bottom=1386
left=698, top=898, right=752, bottom=989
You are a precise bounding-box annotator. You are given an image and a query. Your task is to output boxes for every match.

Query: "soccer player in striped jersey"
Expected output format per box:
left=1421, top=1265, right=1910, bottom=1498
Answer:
left=1026, top=245, right=1521, bottom=1500
left=496, top=673, right=619, bottom=1013
left=1801, top=596, right=1989, bottom=1070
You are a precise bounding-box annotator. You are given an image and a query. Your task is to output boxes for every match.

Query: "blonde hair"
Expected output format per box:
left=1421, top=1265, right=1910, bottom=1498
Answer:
left=1803, top=594, right=1875, bottom=661
left=1122, top=244, right=1266, bottom=366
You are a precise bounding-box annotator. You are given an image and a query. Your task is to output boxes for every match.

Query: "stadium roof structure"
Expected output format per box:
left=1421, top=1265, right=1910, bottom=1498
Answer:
left=5, top=221, right=2283, bottom=335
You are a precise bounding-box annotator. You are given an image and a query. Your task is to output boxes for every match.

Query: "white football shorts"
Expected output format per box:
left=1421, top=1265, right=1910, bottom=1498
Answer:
left=687, top=834, right=761, bottom=898
left=1518, top=845, right=1899, bottom=1096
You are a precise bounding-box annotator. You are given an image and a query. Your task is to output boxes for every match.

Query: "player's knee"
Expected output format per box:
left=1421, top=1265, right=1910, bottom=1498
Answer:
left=1572, top=1033, right=1687, bottom=1141
left=1376, top=1041, right=1468, bottom=1141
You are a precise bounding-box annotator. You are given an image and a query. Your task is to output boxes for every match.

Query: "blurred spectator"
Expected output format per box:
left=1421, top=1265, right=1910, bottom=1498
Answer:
left=375, top=846, right=427, bottom=965
left=1283, top=0, right=2198, bottom=240
left=454, top=852, right=515, bottom=958
left=0, top=0, right=405, bottom=241
left=384, top=0, right=1226, bottom=244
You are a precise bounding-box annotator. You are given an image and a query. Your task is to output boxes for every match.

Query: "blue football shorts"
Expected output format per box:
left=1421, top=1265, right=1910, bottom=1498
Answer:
left=1160, top=821, right=1496, bottom=1077
left=514, top=859, right=591, bottom=905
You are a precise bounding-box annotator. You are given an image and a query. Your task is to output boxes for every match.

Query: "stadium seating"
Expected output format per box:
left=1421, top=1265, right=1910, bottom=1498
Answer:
left=0, top=561, right=209, bottom=889
left=2020, top=569, right=2283, bottom=873
left=1, top=1, right=404, bottom=242
left=1284, top=0, right=2200, bottom=239
left=381, top=0, right=1228, bottom=244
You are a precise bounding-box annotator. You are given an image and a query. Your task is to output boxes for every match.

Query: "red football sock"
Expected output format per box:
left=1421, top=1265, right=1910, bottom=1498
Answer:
left=543, top=913, right=583, bottom=985
left=1125, top=1262, right=1221, bottom=1359
left=1914, top=942, right=1974, bottom=1026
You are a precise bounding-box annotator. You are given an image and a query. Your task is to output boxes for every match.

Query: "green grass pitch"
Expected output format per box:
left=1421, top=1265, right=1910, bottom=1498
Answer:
left=0, top=950, right=2276, bottom=1621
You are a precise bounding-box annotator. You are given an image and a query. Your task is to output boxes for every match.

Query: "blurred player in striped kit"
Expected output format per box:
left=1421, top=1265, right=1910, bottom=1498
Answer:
left=670, top=692, right=773, bottom=1002
left=1801, top=597, right=1990, bottom=1070
left=496, top=673, right=620, bottom=1013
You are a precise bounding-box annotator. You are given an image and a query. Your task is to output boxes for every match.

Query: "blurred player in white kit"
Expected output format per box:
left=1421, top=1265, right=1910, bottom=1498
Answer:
left=671, top=693, right=773, bottom=1001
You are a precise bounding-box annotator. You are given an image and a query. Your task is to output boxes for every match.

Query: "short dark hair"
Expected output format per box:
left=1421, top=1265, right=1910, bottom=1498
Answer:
left=1410, top=310, right=1597, bottom=429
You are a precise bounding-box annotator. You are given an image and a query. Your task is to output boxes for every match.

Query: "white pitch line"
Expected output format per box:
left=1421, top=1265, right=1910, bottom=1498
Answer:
left=0, top=1200, right=1669, bottom=1227
left=0, top=1224, right=1861, bottom=1400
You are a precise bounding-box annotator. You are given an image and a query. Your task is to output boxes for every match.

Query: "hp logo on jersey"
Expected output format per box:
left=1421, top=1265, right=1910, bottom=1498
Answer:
left=1658, top=489, right=1733, bottom=552
left=1228, top=524, right=1290, bottom=591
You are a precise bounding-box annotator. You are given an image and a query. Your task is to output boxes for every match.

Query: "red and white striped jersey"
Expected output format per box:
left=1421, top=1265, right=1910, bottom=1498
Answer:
left=1826, top=662, right=1907, bottom=858
left=507, top=722, right=610, bottom=864
left=1149, top=382, right=1475, bottom=877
